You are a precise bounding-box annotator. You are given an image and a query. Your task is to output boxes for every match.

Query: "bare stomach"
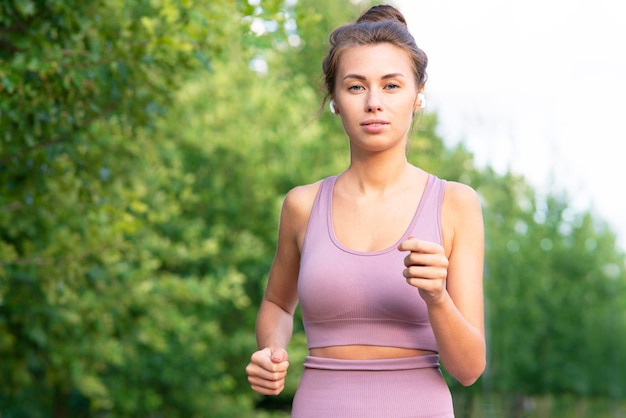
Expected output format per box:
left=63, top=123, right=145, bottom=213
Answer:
left=310, top=345, right=437, bottom=360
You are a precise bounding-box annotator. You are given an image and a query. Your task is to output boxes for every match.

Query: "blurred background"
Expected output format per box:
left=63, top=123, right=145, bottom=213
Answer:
left=397, top=0, right=626, bottom=251
left=1, top=0, right=624, bottom=417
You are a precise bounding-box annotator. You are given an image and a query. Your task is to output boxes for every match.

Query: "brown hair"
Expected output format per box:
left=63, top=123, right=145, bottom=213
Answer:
left=322, top=5, right=428, bottom=102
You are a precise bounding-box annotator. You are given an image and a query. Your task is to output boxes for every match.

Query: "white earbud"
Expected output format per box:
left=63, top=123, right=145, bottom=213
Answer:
left=418, top=93, right=426, bottom=109
left=329, top=99, right=338, bottom=114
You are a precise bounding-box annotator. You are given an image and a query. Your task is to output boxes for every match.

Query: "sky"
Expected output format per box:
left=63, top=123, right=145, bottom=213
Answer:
left=394, top=0, right=626, bottom=250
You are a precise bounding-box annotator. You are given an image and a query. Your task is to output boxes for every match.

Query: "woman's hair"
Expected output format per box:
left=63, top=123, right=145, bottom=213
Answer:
left=322, top=4, right=428, bottom=102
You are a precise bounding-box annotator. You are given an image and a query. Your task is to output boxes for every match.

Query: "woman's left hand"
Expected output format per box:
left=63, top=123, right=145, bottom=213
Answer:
left=398, top=237, right=449, bottom=305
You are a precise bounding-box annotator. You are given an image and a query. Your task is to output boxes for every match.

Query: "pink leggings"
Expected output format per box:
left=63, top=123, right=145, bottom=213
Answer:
left=291, top=354, right=454, bottom=418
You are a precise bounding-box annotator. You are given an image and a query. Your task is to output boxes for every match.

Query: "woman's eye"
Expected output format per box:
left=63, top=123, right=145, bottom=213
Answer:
left=348, top=85, right=364, bottom=91
left=385, top=83, right=400, bottom=90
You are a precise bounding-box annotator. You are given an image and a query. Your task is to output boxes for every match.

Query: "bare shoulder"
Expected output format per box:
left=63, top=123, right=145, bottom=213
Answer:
left=280, top=180, right=324, bottom=249
left=443, top=181, right=481, bottom=211
left=441, top=181, right=484, bottom=253
left=282, top=181, right=322, bottom=224
left=283, top=181, right=322, bottom=215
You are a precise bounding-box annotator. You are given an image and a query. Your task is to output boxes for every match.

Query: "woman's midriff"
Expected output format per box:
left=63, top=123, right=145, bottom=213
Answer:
left=309, top=345, right=437, bottom=360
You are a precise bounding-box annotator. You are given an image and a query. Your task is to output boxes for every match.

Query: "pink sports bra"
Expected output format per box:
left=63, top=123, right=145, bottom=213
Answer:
left=297, top=174, right=446, bottom=351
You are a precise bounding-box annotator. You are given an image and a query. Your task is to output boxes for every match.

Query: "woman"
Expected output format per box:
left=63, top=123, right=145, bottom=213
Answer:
left=246, top=4, right=485, bottom=417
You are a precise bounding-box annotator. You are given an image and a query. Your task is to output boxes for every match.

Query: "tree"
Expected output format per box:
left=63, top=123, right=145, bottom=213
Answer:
left=0, top=0, right=292, bottom=416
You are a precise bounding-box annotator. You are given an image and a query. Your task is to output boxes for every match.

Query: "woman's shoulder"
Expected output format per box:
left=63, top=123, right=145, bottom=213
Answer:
left=280, top=178, right=328, bottom=225
left=441, top=180, right=483, bottom=226
left=283, top=179, right=325, bottom=209
left=279, top=178, right=329, bottom=249
left=440, top=180, right=483, bottom=252
left=442, top=180, right=481, bottom=207
left=418, top=168, right=480, bottom=209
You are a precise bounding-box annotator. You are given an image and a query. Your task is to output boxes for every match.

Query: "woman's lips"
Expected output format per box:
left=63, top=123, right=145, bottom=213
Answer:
left=361, top=119, right=390, bottom=133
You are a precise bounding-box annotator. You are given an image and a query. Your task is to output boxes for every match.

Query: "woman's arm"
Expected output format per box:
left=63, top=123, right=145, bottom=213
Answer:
left=246, top=184, right=318, bottom=395
left=399, top=181, right=485, bottom=386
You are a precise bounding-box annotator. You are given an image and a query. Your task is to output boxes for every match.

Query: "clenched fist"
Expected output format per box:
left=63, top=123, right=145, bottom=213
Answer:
left=398, top=237, right=449, bottom=305
left=246, top=347, right=290, bottom=395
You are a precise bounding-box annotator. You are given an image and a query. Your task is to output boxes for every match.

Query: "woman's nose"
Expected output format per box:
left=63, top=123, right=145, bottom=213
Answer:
left=365, top=91, right=383, bottom=112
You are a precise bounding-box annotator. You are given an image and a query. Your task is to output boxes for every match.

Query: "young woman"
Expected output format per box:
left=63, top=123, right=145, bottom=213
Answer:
left=246, top=5, right=485, bottom=417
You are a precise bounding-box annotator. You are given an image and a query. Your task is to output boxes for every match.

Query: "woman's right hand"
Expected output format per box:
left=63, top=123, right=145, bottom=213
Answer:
left=246, top=347, right=290, bottom=395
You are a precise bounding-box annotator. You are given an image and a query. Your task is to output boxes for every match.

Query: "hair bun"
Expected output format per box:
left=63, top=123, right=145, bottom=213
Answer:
left=356, top=4, right=408, bottom=28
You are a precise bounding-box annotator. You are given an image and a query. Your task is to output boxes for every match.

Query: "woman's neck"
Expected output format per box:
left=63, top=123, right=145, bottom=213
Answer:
left=342, top=155, right=418, bottom=196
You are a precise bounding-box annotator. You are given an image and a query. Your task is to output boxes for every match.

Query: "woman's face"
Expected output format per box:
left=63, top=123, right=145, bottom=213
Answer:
left=333, top=42, right=421, bottom=154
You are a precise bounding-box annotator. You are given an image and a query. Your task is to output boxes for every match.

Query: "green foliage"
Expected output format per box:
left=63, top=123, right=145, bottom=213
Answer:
left=0, top=0, right=297, bottom=416
left=475, top=172, right=626, bottom=399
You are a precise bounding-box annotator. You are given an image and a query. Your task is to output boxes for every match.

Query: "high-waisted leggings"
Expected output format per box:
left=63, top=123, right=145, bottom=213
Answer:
left=291, top=354, right=454, bottom=418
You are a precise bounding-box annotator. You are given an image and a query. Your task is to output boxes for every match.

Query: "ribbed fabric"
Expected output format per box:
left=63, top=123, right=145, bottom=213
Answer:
left=291, top=355, right=454, bottom=418
left=298, top=174, right=446, bottom=351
